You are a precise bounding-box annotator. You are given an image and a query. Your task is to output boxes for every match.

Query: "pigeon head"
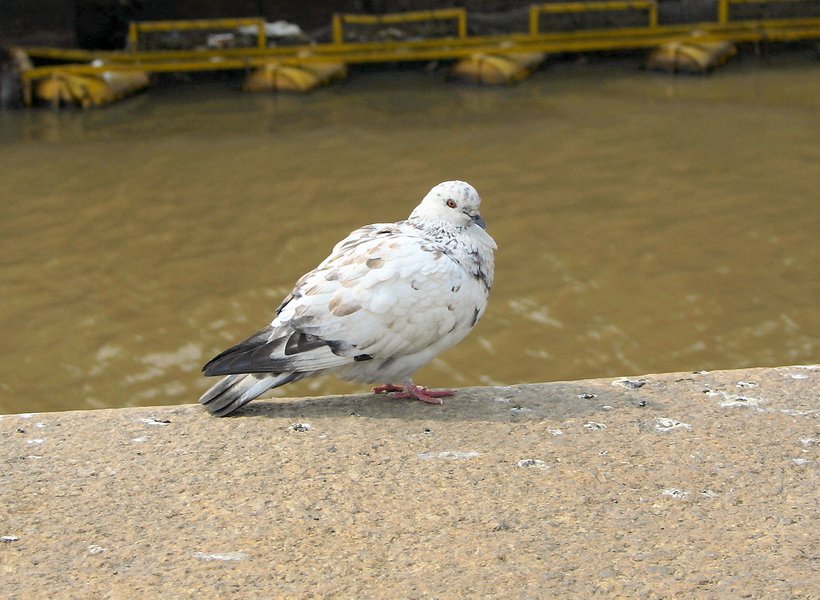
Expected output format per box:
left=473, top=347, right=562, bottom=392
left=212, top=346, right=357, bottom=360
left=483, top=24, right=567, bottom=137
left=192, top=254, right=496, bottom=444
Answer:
left=410, top=180, right=487, bottom=231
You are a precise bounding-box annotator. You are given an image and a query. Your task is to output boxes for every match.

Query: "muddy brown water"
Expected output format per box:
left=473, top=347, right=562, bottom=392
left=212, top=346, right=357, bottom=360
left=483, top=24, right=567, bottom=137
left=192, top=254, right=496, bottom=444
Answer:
left=1, top=52, right=818, bottom=414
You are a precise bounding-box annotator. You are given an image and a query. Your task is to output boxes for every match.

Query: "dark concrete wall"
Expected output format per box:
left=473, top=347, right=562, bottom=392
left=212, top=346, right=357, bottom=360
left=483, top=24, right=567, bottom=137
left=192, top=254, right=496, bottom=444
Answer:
left=0, top=1, right=78, bottom=47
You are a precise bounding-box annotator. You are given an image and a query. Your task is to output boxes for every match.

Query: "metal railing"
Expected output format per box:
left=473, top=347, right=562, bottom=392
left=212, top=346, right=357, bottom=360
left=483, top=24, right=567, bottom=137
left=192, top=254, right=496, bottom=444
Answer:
left=127, top=17, right=268, bottom=52
left=331, top=8, right=468, bottom=44
left=718, top=0, right=815, bottom=24
left=529, top=1, right=659, bottom=35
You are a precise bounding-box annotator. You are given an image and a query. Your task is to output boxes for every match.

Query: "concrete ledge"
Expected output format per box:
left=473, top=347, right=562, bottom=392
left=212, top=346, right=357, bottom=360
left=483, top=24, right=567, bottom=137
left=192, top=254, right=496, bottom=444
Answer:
left=3, top=365, right=818, bottom=598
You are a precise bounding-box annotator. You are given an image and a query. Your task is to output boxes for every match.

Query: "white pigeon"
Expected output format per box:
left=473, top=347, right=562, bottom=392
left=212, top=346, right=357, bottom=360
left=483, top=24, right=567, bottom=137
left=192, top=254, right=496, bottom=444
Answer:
left=199, top=180, right=496, bottom=416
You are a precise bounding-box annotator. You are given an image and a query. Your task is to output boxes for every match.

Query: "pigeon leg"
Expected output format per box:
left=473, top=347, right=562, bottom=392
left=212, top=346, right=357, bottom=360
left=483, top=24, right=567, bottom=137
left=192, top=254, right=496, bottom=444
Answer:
left=372, top=383, right=404, bottom=394
left=374, top=383, right=454, bottom=404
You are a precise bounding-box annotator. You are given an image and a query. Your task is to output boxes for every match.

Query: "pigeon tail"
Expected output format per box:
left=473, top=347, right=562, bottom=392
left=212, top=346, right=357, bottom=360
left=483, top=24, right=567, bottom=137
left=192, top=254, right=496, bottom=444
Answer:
left=199, top=372, right=302, bottom=417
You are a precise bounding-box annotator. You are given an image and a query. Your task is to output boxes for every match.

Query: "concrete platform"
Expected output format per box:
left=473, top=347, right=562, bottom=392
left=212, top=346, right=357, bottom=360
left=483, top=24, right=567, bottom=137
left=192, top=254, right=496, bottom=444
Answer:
left=2, top=365, right=818, bottom=598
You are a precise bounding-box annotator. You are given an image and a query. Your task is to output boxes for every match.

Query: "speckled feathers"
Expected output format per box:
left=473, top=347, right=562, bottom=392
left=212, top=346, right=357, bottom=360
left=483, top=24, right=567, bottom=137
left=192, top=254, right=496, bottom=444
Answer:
left=200, top=180, right=496, bottom=416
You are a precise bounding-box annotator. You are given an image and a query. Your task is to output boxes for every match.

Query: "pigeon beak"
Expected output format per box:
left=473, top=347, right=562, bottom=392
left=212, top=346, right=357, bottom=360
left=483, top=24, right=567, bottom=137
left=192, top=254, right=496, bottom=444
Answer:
left=471, top=213, right=487, bottom=230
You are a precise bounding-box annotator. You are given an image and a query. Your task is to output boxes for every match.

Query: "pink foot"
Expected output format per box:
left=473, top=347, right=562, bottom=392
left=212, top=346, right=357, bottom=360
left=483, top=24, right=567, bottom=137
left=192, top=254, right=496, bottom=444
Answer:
left=372, top=383, right=404, bottom=394
left=373, top=383, right=454, bottom=405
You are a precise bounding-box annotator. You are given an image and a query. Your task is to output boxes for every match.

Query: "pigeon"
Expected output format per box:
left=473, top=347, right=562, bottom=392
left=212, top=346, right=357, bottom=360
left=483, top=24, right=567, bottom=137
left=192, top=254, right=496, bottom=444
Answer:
left=199, top=180, right=496, bottom=416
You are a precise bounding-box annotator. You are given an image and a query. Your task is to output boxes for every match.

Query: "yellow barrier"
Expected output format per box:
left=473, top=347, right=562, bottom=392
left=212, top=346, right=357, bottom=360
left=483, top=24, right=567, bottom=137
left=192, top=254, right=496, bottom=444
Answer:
left=530, top=1, right=659, bottom=35
left=15, top=4, right=820, bottom=106
left=332, top=8, right=468, bottom=44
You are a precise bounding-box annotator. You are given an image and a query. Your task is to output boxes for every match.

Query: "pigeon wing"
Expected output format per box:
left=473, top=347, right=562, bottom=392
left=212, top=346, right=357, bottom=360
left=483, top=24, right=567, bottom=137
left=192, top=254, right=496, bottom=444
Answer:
left=202, top=223, right=477, bottom=377
left=281, top=224, right=480, bottom=359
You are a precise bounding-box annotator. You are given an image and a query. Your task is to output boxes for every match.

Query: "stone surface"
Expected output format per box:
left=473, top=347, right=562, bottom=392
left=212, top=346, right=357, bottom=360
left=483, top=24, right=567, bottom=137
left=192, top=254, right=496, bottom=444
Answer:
left=2, top=365, right=818, bottom=598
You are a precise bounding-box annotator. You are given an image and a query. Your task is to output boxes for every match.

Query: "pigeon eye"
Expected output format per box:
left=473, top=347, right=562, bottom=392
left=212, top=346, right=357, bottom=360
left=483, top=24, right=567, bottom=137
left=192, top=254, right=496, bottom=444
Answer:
left=446, top=199, right=457, bottom=209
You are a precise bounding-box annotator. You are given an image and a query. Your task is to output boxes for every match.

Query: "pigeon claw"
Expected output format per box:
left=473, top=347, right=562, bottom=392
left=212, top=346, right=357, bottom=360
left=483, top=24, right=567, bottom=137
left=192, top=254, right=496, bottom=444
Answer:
left=373, top=383, right=454, bottom=405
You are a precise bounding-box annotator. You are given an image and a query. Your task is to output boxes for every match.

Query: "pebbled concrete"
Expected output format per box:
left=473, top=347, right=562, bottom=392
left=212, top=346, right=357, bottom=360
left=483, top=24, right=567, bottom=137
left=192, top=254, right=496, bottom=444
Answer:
left=2, top=365, right=818, bottom=598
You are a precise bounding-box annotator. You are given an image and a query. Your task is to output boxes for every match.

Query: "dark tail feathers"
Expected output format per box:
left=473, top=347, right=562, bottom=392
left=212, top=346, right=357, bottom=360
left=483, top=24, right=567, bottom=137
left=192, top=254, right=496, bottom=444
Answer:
left=199, top=372, right=301, bottom=417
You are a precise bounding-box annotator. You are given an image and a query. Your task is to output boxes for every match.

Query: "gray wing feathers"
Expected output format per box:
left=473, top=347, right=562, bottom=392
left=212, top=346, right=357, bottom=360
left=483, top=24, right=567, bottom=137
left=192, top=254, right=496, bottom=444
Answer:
left=199, top=372, right=304, bottom=416
left=200, top=322, right=351, bottom=416
left=202, top=325, right=349, bottom=376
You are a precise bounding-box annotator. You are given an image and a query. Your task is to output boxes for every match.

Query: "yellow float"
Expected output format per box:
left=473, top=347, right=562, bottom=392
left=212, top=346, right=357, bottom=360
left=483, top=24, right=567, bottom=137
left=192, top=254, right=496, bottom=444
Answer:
left=244, top=61, right=346, bottom=93
left=645, top=37, right=737, bottom=74
left=33, top=63, right=149, bottom=108
left=450, top=52, right=545, bottom=85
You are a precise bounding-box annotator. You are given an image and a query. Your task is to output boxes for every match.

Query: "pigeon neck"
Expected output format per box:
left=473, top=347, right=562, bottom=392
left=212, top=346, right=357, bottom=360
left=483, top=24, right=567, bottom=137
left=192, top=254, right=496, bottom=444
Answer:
left=408, top=213, right=461, bottom=234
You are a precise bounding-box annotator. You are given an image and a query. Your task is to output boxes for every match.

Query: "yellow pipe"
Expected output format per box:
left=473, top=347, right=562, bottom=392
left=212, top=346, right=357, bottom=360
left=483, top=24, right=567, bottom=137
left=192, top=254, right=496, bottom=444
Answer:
left=719, top=0, right=730, bottom=24
left=534, top=1, right=657, bottom=13
left=729, top=0, right=812, bottom=3
left=15, top=26, right=692, bottom=63
left=458, top=10, right=468, bottom=39
left=128, top=22, right=139, bottom=51
left=130, top=17, right=266, bottom=33
left=334, top=8, right=466, bottom=26
left=332, top=14, right=344, bottom=45
left=257, top=20, right=266, bottom=50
